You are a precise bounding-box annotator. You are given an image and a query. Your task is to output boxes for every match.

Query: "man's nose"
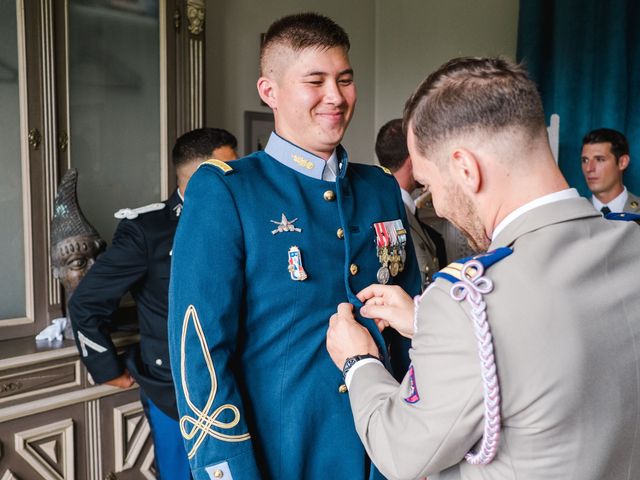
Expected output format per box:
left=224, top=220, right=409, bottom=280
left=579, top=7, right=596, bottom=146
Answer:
left=323, top=80, right=345, bottom=106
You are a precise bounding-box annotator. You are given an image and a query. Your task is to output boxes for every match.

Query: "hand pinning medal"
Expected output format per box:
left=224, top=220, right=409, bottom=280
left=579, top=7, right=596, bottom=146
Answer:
left=271, top=214, right=302, bottom=234
left=373, top=220, right=407, bottom=284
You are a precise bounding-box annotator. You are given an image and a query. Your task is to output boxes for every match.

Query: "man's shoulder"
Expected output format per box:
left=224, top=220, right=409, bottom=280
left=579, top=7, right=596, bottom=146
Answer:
left=348, top=162, right=397, bottom=183
left=192, top=152, right=273, bottom=186
left=626, top=190, right=640, bottom=212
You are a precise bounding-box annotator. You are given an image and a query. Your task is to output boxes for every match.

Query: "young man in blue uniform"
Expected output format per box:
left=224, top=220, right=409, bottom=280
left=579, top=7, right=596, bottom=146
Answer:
left=69, top=127, right=238, bottom=480
left=168, top=13, right=421, bottom=480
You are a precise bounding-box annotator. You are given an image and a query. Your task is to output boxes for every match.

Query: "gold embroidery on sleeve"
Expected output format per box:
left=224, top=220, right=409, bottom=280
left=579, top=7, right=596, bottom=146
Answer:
left=179, top=305, right=251, bottom=458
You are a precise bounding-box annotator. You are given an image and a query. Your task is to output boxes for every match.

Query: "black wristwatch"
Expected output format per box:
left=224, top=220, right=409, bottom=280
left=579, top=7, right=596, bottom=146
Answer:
left=342, top=354, right=381, bottom=380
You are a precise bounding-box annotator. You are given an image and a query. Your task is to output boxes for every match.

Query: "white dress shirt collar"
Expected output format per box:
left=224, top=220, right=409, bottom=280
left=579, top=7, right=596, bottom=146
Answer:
left=492, top=188, right=579, bottom=241
left=400, top=188, right=416, bottom=215
left=591, top=186, right=628, bottom=213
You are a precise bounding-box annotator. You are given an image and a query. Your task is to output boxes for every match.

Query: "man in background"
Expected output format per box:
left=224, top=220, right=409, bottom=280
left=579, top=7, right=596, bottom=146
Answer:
left=581, top=127, right=639, bottom=215
left=376, top=118, right=447, bottom=287
left=69, top=127, right=237, bottom=480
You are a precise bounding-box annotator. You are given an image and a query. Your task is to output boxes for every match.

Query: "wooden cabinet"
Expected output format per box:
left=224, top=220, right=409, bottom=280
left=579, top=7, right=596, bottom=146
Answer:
left=0, top=336, right=156, bottom=480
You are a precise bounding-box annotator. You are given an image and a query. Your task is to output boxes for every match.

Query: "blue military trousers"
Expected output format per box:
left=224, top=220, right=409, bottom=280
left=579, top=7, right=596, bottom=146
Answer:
left=140, top=391, right=192, bottom=479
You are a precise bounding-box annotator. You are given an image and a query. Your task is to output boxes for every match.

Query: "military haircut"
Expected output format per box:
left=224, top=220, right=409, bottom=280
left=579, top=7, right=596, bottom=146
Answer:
left=260, top=12, right=350, bottom=76
left=403, top=56, right=546, bottom=159
left=172, top=128, right=238, bottom=167
left=375, top=118, right=409, bottom=172
left=582, top=128, right=629, bottom=161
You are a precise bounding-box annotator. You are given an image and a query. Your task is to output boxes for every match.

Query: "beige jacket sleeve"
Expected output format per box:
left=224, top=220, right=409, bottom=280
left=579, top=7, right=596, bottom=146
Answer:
left=348, top=283, right=485, bottom=480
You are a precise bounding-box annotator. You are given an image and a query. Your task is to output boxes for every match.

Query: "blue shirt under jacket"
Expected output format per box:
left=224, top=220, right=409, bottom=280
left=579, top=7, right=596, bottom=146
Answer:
left=168, top=134, right=421, bottom=480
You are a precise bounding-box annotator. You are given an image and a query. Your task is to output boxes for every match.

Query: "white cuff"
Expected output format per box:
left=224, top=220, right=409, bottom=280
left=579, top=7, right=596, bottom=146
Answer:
left=344, top=358, right=383, bottom=389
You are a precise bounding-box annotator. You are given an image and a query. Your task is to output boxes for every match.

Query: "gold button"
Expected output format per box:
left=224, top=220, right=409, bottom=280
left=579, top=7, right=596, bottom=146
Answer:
left=350, top=264, right=358, bottom=275
left=213, top=470, right=224, bottom=479
left=336, top=228, right=344, bottom=239
left=323, top=190, right=336, bottom=201
left=338, top=384, right=348, bottom=393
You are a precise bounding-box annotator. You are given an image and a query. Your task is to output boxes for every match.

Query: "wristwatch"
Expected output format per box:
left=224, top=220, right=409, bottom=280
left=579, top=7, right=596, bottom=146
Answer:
left=342, top=354, right=381, bottom=380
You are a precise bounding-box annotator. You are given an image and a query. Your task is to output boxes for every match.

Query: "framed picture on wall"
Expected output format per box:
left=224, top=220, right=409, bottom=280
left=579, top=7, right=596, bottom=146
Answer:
left=244, top=111, right=274, bottom=155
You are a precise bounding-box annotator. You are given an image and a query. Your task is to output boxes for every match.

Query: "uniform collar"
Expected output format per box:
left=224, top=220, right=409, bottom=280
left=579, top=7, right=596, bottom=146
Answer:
left=591, top=186, right=627, bottom=213
left=166, top=189, right=183, bottom=219
left=490, top=194, right=600, bottom=249
left=264, top=132, right=349, bottom=180
left=492, top=188, right=579, bottom=241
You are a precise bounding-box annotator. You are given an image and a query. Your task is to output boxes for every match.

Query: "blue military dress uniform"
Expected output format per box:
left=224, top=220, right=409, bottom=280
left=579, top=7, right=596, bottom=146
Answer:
left=168, top=133, right=421, bottom=480
left=69, top=191, right=191, bottom=479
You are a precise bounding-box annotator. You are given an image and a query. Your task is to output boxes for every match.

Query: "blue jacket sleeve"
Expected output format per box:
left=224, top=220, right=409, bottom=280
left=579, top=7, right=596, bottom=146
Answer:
left=168, top=165, right=261, bottom=479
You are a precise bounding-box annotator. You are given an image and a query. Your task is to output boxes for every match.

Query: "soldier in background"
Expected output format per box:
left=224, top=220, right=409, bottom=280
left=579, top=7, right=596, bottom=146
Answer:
left=580, top=128, right=640, bottom=215
left=69, top=128, right=237, bottom=480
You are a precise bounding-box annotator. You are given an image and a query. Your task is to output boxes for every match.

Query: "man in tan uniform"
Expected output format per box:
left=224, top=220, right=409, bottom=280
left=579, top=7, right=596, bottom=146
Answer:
left=326, top=57, right=640, bottom=480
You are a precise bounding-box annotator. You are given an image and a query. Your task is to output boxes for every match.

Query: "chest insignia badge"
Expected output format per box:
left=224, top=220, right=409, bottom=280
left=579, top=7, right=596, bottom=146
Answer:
left=271, top=214, right=302, bottom=235
left=287, top=246, right=308, bottom=281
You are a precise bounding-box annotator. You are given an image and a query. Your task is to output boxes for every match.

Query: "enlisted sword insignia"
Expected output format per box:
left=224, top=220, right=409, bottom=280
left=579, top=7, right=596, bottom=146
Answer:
left=173, top=203, right=183, bottom=217
left=271, top=214, right=302, bottom=234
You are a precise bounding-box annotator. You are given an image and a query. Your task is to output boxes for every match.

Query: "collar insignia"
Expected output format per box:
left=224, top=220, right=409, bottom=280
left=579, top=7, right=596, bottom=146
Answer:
left=292, top=154, right=314, bottom=170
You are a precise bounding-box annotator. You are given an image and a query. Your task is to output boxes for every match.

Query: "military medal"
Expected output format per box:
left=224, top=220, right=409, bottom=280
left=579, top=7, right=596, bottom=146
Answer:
left=373, top=219, right=408, bottom=284
left=287, top=246, right=308, bottom=281
left=374, top=222, right=391, bottom=284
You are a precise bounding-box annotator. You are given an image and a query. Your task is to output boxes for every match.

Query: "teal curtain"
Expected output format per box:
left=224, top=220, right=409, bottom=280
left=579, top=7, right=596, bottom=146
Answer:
left=517, top=0, right=640, bottom=196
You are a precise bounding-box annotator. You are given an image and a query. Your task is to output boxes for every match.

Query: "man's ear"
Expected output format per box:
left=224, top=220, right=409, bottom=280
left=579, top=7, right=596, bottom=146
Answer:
left=450, top=148, right=481, bottom=194
left=257, top=77, right=277, bottom=109
left=618, top=154, right=630, bottom=172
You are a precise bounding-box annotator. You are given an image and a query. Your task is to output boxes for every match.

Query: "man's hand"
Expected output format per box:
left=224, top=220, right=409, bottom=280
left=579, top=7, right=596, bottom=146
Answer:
left=105, top=370, right=136, bottom=389
left=326, top=303, right=379, bottom=370
left=357, top=284, right=416, bottom=339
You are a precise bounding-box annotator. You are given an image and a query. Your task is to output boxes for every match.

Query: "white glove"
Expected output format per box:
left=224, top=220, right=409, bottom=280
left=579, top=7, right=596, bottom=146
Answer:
left=35, top=317, right=68, bottom=343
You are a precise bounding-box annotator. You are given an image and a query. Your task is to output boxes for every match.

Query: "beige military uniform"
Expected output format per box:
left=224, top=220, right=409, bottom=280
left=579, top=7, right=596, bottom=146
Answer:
left=405, top=204, right=440, bottom=286
left=348, top=196, right=640, bottom=480
left=624, top=191, right=640, bottom=213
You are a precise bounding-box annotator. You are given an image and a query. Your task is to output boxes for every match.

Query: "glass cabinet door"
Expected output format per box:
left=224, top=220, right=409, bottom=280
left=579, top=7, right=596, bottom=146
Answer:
left=0, top=0, right=28, bottom=322
left=67, top=0, right=162, bottom=242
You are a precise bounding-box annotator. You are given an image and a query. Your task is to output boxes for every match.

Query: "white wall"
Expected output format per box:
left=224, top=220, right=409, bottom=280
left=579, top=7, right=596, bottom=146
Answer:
left=374, top=0, right=519, bottom=133
left=205, top=0, right=519, bottom=164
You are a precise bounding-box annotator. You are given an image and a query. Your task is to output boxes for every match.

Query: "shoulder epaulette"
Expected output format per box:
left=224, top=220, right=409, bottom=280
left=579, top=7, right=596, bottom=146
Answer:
left=605, top=212, right=640, bottom=223
left=200, top=158, right=234, bottom=175
left=433, top=247, right=513, bottom=284
left=114, top=202, right=165, bottom=220
left=374, top=164, right=392, bottom=175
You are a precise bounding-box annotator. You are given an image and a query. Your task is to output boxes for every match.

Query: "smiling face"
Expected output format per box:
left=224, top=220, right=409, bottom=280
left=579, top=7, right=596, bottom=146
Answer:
left=581, top=142, right=627, bottom=202
left=259, top=46, right=356, bottom=159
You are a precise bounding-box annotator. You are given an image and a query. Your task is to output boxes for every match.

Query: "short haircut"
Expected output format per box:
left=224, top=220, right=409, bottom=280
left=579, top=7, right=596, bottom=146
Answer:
left=260, top=13, right=350, bottom=76
left=403, top=57, right=546, bottom=158
left=582, top=128, right=629, bottom=160
left=172, top=128, right=237, bottom=167
left=375, top=119, right=409, bottom=172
